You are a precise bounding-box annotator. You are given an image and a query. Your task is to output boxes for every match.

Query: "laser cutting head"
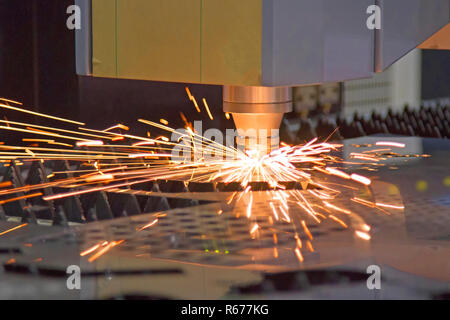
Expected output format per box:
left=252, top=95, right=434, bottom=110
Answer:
left=223, top=86, right=292, bottom=152
left=75, top=0, right=450, bottom=151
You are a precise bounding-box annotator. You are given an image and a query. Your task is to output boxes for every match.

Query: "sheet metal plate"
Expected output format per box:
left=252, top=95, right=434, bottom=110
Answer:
left=0, top=136, right=449, bottom=299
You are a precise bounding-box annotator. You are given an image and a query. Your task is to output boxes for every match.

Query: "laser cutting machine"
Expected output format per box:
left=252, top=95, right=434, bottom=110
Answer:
left=0, top=0, right=450, bottom=301
left=75, top=0, right=450, bottom=145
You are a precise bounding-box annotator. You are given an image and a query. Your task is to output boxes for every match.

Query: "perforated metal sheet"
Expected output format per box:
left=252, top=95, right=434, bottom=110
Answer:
left=0, top=136, right=449, bottom=299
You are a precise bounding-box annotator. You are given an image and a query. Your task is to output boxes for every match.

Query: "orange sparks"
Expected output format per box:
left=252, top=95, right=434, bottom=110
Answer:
left=246, top=194, right=253, bottom=218
left=88, top=242, right=114, bottom=262
left=306, top=241, right=314, bottom=252
left=273, top=247, right=279, bottom=258
left=76, top=140, right=104, bottom=147
left=325, top=167, right=351, bottom=179
left=87, top=240, right=124, bottom=262
left=0, top=98, right=414, bottom=266
left=295, top=247, right=304, bottom=263
left=355, top=230, right=371, bottom=240
left=103, top=124, right=129, bottom=132
left=273, top=233, right=278, bottom=244
left=180, top=112, right=192, bottom=129
left=80, top=243, right=101, bottom=256
left=296, top=201, right=319, bottom=223
left=329, top=215, right=348, bottom=228
left=364, top=148, right=391, bottom=153
left=0, top=223, right=28, bottom=236
left=227, top=192, right=237, bottom=205
left=351, top=197, right=376, bottom=208
left=155, top=136, right=169, bottom=142
left=138, top=219, right=158, bottom=231
left=0, top=97, right=22, bottom=105
left=132, top=141, right=155, bottom=146
left=351, top=173, right=372, bottom=186
left=0, top=181, right=12, bottom=188
left=43, top=177, right=157, bottom=201
left=85, top=174, right=115, bottom=183
left=25, top=127, right=55, bottom=135
left=185, top=86, right=193, bottom=100
left=0, top=193, right=42, bottom=205
left=250, top=223, right=259, bottom=234
left=128, top=153, right=171, bottom=158
left=278, top=205, right=291, bottom=223
left=0, top=103, right=85, bottom=126
left=202, top=98, right=214, bottom=120
left=375, top=202, right=405, bottom=210
left=350, top=153, right=381, bottom=162
left=375, top=141, right=406, bottom=148
left=191, top=97, right=201, bottom=113
left=301, top=220, right=313, bottom=240
left=269, top=202, right=279, bottom=220
left=295, top=234, right=302, bottom=248
left=323, top=201, right=352, bottom=214
left=185, top=87, right=201, bottom=113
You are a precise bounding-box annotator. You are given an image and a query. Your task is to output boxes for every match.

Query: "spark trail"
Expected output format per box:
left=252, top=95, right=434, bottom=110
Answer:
left=0, top=97, right=418, bottom=263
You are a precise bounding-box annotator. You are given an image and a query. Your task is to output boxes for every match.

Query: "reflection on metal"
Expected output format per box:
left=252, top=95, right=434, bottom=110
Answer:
left=0, top=137, right=449, bottom=299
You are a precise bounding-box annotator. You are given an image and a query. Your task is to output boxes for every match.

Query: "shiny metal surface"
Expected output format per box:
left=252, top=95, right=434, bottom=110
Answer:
left=79, top=1, right=449, bottom=86
left=223, top=86, right=292, bottom=104
left=0, top=136, right=449, bottom=299
left=223, top=85, right=293, bottom=151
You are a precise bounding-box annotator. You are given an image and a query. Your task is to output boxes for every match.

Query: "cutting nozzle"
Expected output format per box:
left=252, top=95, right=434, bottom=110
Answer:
left=223, top=86, right=293, bottom=153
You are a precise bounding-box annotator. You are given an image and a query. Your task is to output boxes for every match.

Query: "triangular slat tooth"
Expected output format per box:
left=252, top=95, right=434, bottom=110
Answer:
left=158, top=180, right=186, bottom=193
left=0, top=205, right=6, bottom=220
left=168, top=185, right=193, bottom=208
left=86, top=207, right=97, bottom=222
left=60, top=196, right=85, bottom=223
left=25, top=161, right=45, bottom=185
left=143, top=196, right=170, bottom=213
left=300, top=181, right=309, bottom=190
left=52, top=205, right=69, bottom=227
left=51, top=160, right=72, bottom=179
left=1, top=162, right=37, bottom=223
left=3, top=161, right=24, bottom=189
left=94, top=192, right=114, bottom=221
left=21, top=207, right=37, bottom=224
left=123, top=195, right=142, bottom=216
left=131, top=181, right=154, bottom=192
left=108, top=193, right=141, bottom=218
left=152, top=183, right=161, bottom=193
left=188, top=182, right=216, bottom=192
left=2, top=200, right=26, bottom=219
left=25, top=161, right=55, bottom=220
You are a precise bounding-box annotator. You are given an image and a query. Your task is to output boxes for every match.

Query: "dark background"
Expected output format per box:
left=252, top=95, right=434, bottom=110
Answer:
left=0, top=0, right=224, bottom=137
